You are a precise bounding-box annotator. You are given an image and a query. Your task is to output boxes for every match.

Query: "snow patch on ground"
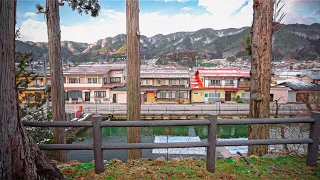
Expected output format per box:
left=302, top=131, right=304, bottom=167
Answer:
left=152, top=136, right=206, bottom=155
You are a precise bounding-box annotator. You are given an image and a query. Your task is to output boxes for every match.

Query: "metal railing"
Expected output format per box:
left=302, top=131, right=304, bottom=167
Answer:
left=22, top=112, right=320, bottom=174
left=80, top=105, right=308, bottom=116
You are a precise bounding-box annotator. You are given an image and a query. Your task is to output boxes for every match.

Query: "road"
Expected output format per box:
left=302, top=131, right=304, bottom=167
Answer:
left=64, top=103, right=308, bottom=115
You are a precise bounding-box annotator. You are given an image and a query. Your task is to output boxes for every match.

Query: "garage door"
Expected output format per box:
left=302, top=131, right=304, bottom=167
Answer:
left=117, top=93, right=127, bottom=104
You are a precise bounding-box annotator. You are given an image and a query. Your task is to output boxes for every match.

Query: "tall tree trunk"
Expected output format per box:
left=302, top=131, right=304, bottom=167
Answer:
left=126, top=0, right=142, bottom=160
left=0, top=0, right=64, bottom=179
left=248, top=0, right=274, bottom=156
left=46, top=0, right=67, bottom=162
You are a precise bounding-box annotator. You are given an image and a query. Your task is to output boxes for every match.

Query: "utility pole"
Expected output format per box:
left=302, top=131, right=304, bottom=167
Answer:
left=196, top=56, right=198, bottom=68
left=43, top=54, right=49, bottom=112
left=126, top=0, right=142, bottom=160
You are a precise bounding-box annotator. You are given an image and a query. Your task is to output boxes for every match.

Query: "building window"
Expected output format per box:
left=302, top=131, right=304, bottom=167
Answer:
left=69, top=78, right=80, bottom=83
left=103, top=78, right=108, bottom=84
left=110, top=77, right=121, bottom=83
left=88, top=78, right=98, bottom=84
left=157, top=92, right=168, bottom=98
left=35, top=92, right=42, bottom=101
left=209, top=91, right=220, bottom=98
left=146, top=79, right=152, bottom=85
left=242, top=92, right=250, bottom=99
left=173, top=92, right=187, bottom=98
left=180, top=79, right=187, bottom=85
left=225, top=80, right=234, bottom=86
left=209, top=80, right=221, bottom=86
left=161, top=79, right=169, bottom=85
left=157, top=80, right=161, bottom=85
left=94, top=91, right=106, bottom=98
left=47, top=79, right=51, bottom=85
left=141, top=80, right=147, bottom=85
left=171, top=79, right=179, bottom=85
left=67, top=90, right=82, bottom=100
left=33, top=78, right=42, bottom=85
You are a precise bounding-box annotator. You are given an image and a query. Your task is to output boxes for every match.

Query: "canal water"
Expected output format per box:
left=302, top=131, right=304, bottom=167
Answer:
left=67, top=125, right=248, bottom=162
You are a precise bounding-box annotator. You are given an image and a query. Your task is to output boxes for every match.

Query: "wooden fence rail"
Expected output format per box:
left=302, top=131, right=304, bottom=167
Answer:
left=22, top=112, right=320, bottom=174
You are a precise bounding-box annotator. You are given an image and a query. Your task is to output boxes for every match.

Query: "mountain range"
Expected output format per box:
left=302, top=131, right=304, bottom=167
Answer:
left=16, top=23, right=320, bottom=64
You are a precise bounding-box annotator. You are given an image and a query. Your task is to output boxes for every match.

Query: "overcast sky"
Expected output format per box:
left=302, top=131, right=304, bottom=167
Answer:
left=17, top=0, right=320, bottom=43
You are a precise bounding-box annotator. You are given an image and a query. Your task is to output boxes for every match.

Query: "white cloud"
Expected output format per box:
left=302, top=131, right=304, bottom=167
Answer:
left=24, top=12, right=37, bottom=17
left=198, top=0, right=250, bottom=17
left=18, top=6, right=255, bottom=43
left=19, top=0, right=318, bottom=44
left=181, top=7, right=192, bottom=12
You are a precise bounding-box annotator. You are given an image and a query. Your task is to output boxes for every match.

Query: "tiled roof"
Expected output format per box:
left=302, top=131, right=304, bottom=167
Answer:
left=140, top=69, right=191, bottom=78
left=302, top=74, right=320, bottom=80
left=197, top=68, right=250, bottom=78
left=64, top=65, right=125, bottom=75
left=277, top=80, right=320, bottom=91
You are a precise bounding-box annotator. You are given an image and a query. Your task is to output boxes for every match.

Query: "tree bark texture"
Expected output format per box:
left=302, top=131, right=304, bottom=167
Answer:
left=248, top=0, right=274, bottom=156
left=0, top=0, right=64, bottom=179
left=126, top=0, right=142, bottom=160
left=46, top=0, right=67, bottom=162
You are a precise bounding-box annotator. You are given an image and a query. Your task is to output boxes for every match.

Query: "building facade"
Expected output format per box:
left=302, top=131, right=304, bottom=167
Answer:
left=18, top=71, right=51, bottom=103
left=63, top=65, right=125, bottom=103
left=190, top=68, right=251, bottom=103
left=110, top=69, right=192, bottom=104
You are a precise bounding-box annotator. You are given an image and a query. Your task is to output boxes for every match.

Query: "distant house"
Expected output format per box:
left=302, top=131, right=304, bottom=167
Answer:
left=110, top=69, right=192, bottom=104
left=276, top=80, right=320, bottom=103
left=301, top=74, right=320, bottom=84
left=18, top=71, right=51, bottom=103
left=190, top=68, right=251, bottom=103
left=63, top=65, right=126, bottom=103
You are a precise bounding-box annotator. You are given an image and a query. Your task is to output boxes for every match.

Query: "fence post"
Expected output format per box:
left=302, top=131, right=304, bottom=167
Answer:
left=207, top=114, right=218, bottom=173
left=92, top=115, right=104, bottom=174
left=307, top=112, right=320, bottom=167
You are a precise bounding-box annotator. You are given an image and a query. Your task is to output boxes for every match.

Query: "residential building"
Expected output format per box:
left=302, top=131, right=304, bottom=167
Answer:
left=18, top=71, right=51, bottom=103
left=110, top=69, right=192, bottom=103
left=63, top=65, right=125, bottom=103
left=276, top=80, right=320, bottom=103
left=190, top=68, right=250, bottom=103
left=301, top=68, right=320, bottom=85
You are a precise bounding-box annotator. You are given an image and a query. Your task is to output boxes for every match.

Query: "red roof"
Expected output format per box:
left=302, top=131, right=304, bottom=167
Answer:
left=190, top=74, right=204, bottom=89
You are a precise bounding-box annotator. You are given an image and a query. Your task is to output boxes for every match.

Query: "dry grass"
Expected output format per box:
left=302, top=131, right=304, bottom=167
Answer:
left=60, top=157, right=320, bottom=180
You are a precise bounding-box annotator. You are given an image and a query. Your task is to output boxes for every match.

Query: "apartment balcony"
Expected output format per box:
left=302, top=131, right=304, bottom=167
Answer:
left=208, top=84, right=223, bottom=87
left=238, top=81, right=251, bottom=88
left=64, top=83, right=103, bottom=88
left=224, top=83, right=235, bottom=86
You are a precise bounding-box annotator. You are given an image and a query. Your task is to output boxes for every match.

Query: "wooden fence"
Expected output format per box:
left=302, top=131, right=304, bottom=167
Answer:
left=22, top=112, right=320, bottom=174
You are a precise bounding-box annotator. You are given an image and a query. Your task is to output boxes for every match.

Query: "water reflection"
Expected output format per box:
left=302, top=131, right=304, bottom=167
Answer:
left=67, top=125, right=248, bottom=162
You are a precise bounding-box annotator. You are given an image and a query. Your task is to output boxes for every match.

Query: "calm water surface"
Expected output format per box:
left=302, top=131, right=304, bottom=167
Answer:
left=67, top=125, right=248, bottom=162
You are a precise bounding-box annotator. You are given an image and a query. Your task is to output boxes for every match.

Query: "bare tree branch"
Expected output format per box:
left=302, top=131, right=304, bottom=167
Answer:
left=35, top=3, right=46, bottom=14
left=273, top=0, right=286, bottom=33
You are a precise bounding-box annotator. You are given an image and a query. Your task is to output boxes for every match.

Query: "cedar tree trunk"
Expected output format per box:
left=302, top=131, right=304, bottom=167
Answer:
left=0, top=0, right=64, bottom=179
left=248, top=0, right=274, bottom=156
left=126, top=0, right=142, bottom=159
left=46, top=0, right=67, bottom=162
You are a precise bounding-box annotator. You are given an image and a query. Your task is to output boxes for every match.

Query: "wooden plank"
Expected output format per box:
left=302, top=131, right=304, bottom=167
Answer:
left=101, top=142, right=209, bottom=150
left=307, top=112, right=320, bottom=167
left=100, top=120, right=210, bottom=127
left=207, top=114, right=217, bottom=173
left=92, top=115, right=104, bottom=174
left=216, top=138, right=313, bottom=146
